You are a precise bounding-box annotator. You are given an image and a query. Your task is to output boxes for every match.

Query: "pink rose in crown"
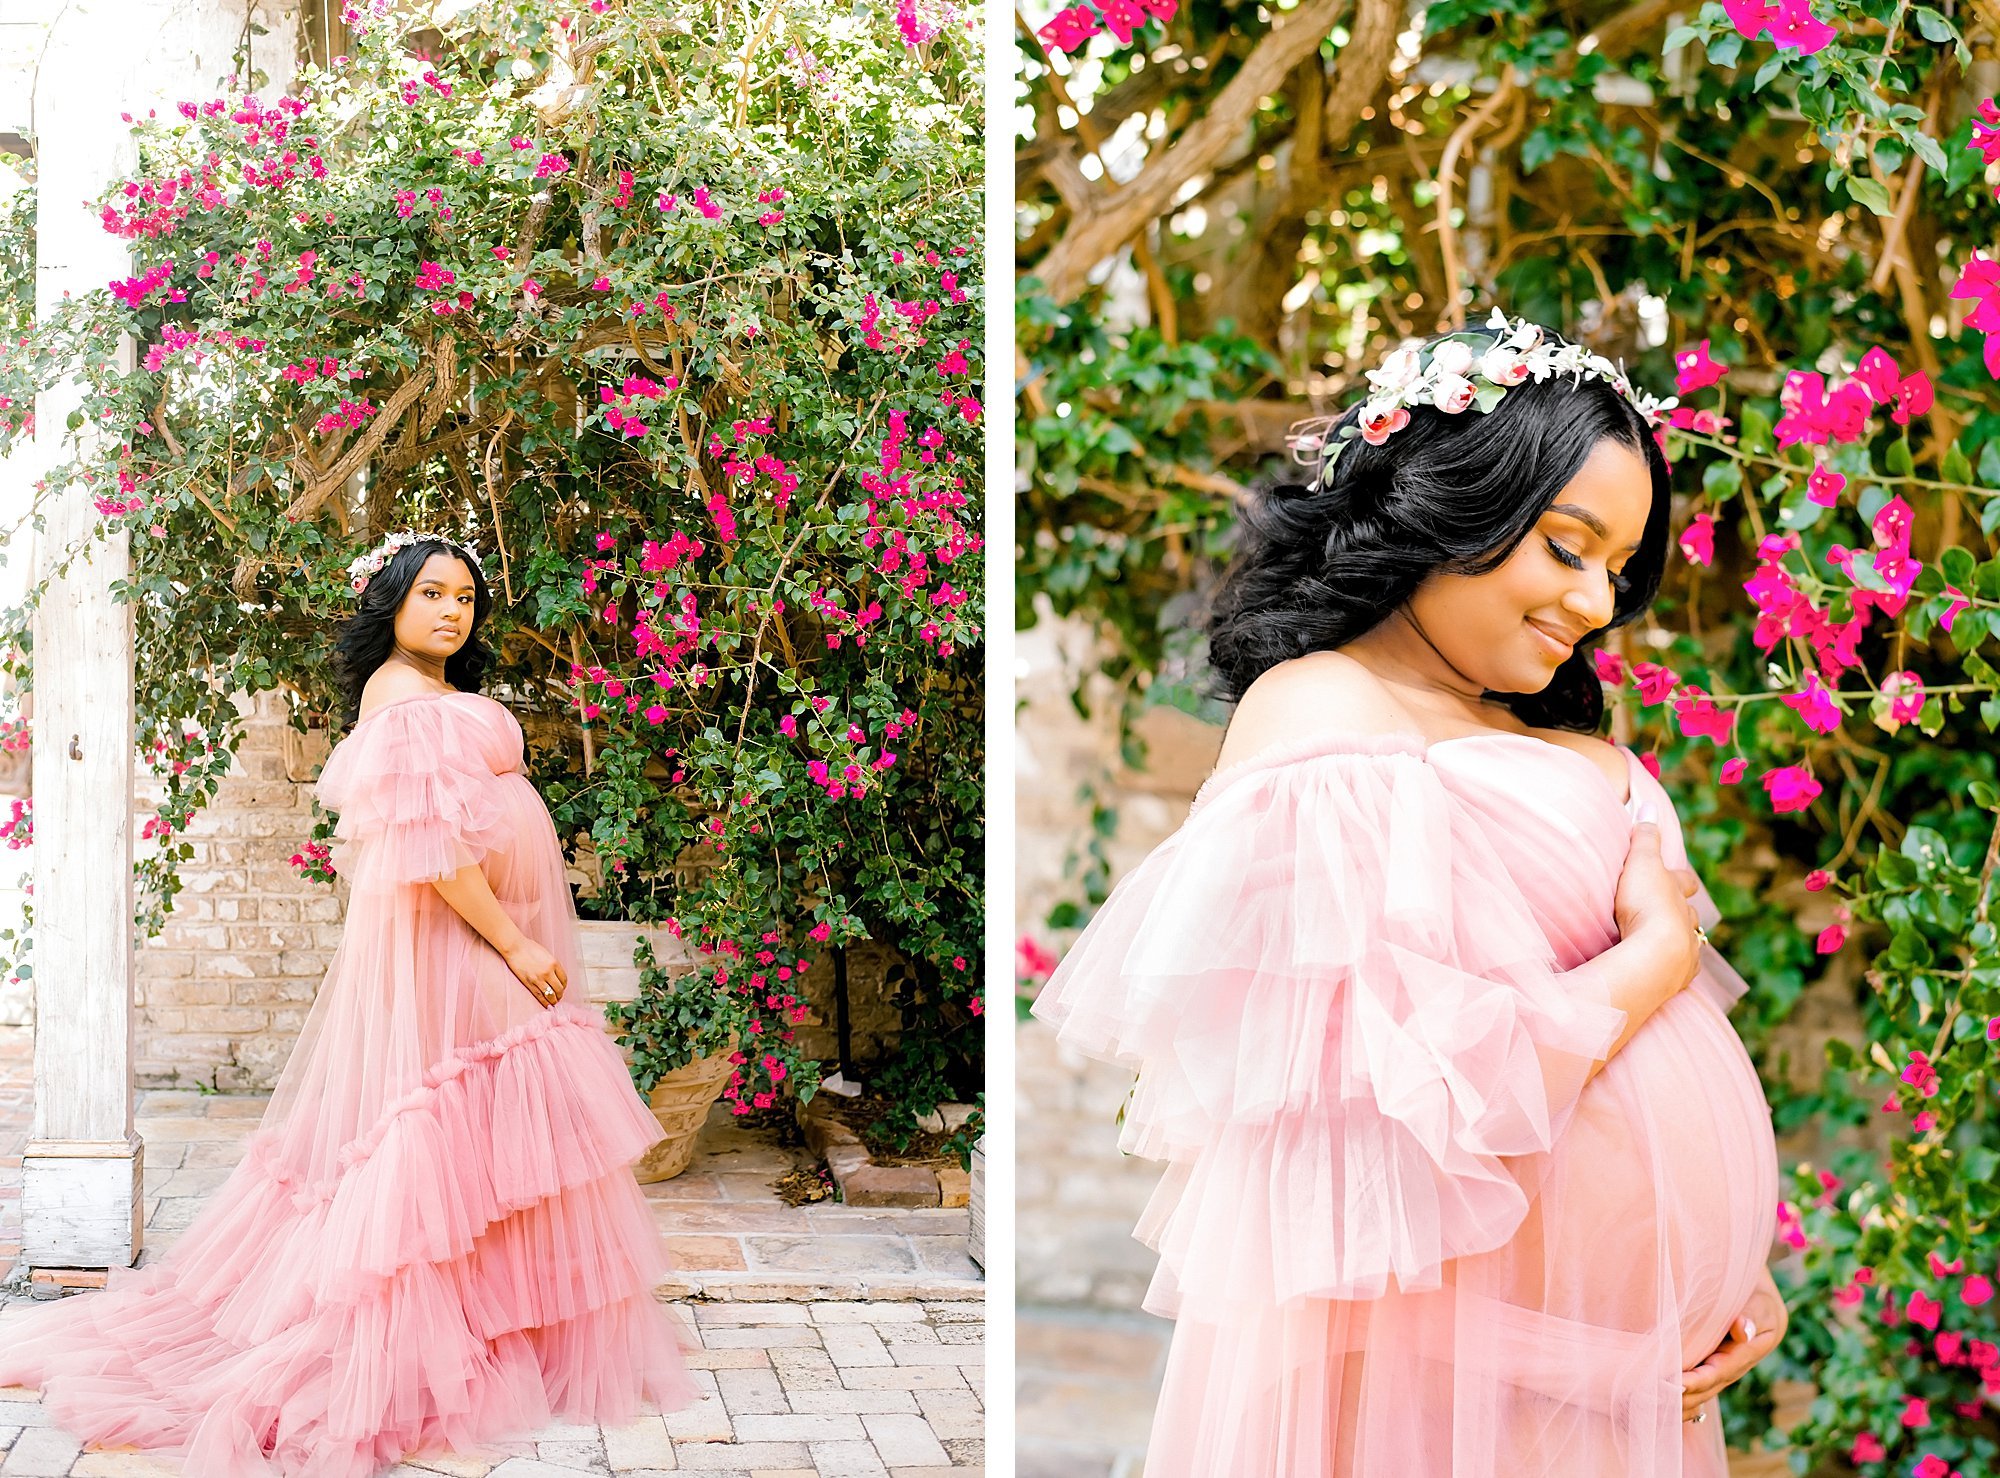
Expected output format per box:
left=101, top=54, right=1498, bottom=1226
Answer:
left=1358, top=403, right=1410, bottom=444
left=1479, top=345, right=1530, bottom=385
left=1430, top=372, right=1478, bottom=413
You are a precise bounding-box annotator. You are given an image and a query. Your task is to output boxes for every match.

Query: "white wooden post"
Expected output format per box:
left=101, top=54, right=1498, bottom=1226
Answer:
left=21, top=0, right=144, bottom=1272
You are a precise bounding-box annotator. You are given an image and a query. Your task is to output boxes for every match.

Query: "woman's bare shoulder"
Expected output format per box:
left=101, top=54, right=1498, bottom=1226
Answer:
left=358, top=665, right=447, bottom=721
left=1213, top=652, right=1419, bottom=773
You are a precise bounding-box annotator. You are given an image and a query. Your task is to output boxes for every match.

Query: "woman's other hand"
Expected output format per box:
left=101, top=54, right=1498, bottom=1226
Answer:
left=502, top=936, right=568, bottom=1007
left=1682, top=1263, right=1788, bottom=1421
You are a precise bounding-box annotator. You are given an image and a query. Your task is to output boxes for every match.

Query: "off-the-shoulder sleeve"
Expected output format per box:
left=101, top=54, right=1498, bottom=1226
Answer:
left=314, top=699, right=513, bottom=892
left=1030, top=736, right=1630, bottom=1321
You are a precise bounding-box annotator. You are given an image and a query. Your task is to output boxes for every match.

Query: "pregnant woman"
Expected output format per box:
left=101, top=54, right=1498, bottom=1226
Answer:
left=1033, top=313, right=1788, bottom=1476
left=0, top=531, right=698, bottom=1477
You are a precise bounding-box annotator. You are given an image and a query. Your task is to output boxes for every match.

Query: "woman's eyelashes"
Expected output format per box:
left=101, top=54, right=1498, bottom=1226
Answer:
left=1544, top=538, right=1632, bottom=593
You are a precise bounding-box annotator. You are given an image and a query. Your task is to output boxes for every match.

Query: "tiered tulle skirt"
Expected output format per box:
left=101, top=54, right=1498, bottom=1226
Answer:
left=0, top=999, right=700, bottom=1478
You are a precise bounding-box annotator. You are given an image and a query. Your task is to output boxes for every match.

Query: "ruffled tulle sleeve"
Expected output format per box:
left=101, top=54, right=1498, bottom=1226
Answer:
left=1030, top=732, right=1630, bottom=1322
left=315, top=697, right=513, bottom=892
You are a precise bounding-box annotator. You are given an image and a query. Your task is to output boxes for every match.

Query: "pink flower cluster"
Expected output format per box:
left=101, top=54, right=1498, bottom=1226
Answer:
left=756, top=186, right=786, bottom=226
left=280, top=356, right=346, bottom=384
left=1948, top=251, right=2000, bottom=379
left=1721, top=0, right=1836, bottom=53
left=598, top=375, right=671, bottom=439
left=314, top=397, right=377, bottom=438
left=102, top=160, right=226, bottom=240
left=808, top=588, right=886, bottom=650
left=1968, top=98, right=2000, bottom=205
left=111, top=260, right=178, bottom=308
left=1774, top=348, right=1930, bottom=447
left=1038, top=0, right=1177, bottom=52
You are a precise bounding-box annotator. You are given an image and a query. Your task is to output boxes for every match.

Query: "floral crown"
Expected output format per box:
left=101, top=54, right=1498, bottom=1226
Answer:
left=346, top=528, right=483, bottom=596
left=1286, top=308, right=1678, bottom=486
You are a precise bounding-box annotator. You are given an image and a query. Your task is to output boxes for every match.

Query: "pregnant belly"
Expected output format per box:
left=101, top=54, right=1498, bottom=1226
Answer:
left=1558, top=978, right=1779, bottom=1366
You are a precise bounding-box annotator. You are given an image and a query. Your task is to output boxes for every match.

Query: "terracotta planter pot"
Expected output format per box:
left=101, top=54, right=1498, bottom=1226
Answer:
left=633, top=1050, right=737, bottom=1183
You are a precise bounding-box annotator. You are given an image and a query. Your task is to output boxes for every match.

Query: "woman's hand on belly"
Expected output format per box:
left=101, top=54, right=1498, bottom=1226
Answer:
left=1681, top=1262, right=1789, bottom=1420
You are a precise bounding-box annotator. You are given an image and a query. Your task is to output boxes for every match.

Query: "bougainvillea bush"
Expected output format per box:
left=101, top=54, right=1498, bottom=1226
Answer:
left=1019, top=0, right=2000, bottom=1469
left=0, top=0, right=984, bottom=1130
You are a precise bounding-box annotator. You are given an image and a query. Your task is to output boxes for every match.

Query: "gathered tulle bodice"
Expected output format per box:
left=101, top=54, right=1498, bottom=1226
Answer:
left=1034, top=724, right=1780, bottom=1477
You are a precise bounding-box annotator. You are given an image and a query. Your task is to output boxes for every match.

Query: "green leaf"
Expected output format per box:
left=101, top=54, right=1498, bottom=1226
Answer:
left=1885, top=435, right=1914, bottom=477
left=1844, top=175, right=1895, bottom=216
left=1909, top=131, right=1949, bottom=176
left=1943, top=441, right=1974, bottom=487
left=1663, top=23, right=1700, bottom=50
left=1911, top=5, right=1955, bottom=41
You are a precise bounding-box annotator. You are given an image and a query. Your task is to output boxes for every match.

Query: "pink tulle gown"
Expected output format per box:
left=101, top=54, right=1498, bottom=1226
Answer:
left=0, top=688, right=700, bottom=1477
left=1033, top=728, right=1780, bottom=1477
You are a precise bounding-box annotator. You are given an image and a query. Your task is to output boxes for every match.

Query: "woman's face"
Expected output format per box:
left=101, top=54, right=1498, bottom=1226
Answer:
left=392, top=551, right=477, bottom=661
left=1404, top=437, right=1653, bottom=695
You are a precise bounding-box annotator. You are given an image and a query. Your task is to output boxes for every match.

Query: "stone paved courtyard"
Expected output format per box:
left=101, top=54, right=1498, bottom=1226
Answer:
left=0, top=1026, right=984, bottom=1475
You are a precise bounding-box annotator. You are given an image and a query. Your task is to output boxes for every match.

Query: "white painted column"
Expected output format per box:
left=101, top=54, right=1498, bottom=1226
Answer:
left=21, top=0, right=145, bottom=1272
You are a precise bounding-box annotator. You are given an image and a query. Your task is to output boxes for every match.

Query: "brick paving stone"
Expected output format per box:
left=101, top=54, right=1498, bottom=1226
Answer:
left=801, top=1441, right=887, bottom=1478
left=768, top=1350, right=841, bottom=1393
left=665, top=1393, right=736, bottom=1445
left=715, top=1369, right=789, bottom=1418
left=694, top=1304, right=811, bottom=1326
left=729, top=1417, right=864, bottom=1444
left=785, top=1393, right=917, bottom=1417
left=0, top=1426, right=80, bottom=1477
left=533, top=1439, right=608, bottom=1472
left=672, top=1444, right=808, bottom=1470
left=68, top=1455, right=185, bottom=1477
left=837, top=1371, right=967, bottom=1392
left=807, top=1304, right=925, bottom=1326
left=700, top=1327, right=823, bottom=1351
left=910, top=1391, right=980, bottom=1441
left=599, top=1415, right=675, bottom=1472
left=857, top=1416, right=947, bottom=1468
left=817, top=1327, right=890, bottom=1368
left=483, top=1461, right=606, bottom=1478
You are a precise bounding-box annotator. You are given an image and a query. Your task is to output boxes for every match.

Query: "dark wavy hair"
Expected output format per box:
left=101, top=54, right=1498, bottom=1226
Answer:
left=1202, top=328, right=1673, bottom=733
left=328, top=537, right=496, bottom=729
